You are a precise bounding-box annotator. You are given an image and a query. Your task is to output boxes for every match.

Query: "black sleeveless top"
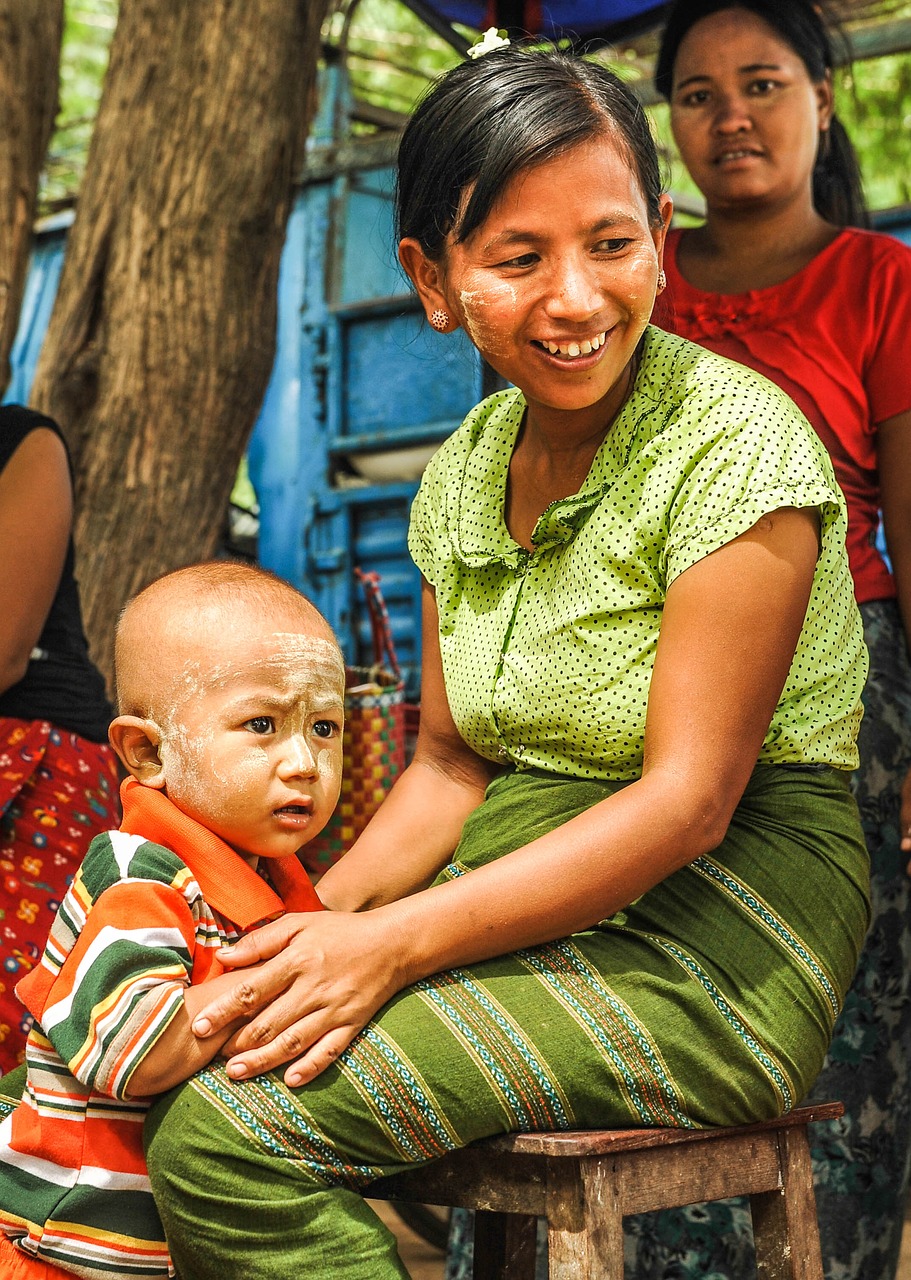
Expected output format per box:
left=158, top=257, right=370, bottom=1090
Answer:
left=0, top=405, right=112, bottom=742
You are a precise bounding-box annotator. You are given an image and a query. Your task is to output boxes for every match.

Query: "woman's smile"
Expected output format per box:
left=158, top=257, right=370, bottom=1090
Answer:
left=535, top=330, right=607, bottom=359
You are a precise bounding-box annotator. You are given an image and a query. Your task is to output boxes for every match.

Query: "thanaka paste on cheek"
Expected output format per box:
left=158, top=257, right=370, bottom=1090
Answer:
left=457, top=278, right=518, bottom=356
left=154, top=630, right=344, bottom=817
left=158, top=719, right=212, bottom=798
left=318, top=746, right=340, bottom=788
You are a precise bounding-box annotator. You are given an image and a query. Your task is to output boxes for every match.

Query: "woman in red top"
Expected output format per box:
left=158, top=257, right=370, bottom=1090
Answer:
left=649, top=3, right=911, bottom=1278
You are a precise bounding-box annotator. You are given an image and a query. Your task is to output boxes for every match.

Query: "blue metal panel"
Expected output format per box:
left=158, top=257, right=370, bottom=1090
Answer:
left=4, top=217, right=69, bottom=405
left=337, top=168, right=402, bottom=306
left=246, top=197, right=313, bottom=590
left=248, top=143, right=484, bottom=687
left=335, top=305, right=478, bottom=449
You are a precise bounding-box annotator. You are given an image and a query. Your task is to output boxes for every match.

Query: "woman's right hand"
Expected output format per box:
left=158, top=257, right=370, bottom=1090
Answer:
left=191, top=907, right=411, bottom=1087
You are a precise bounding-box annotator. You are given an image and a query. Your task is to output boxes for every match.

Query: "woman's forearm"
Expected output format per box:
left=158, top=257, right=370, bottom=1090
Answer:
left=0, top=429, right=73, bottom=693
left=316, top=753, right=494, bottom=911
left=375, top=764, right=730, bottom=990
left=878, top=411, right=911, bottom=656
left=886, top=537, right=911, bottom=661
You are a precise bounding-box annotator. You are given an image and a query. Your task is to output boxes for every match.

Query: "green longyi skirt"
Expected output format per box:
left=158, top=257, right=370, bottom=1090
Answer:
left=144, top=763, right=869, bottom=1279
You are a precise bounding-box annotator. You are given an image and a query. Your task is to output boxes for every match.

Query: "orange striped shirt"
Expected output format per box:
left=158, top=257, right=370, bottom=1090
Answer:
left=0, top=778, right=321, bottom=1278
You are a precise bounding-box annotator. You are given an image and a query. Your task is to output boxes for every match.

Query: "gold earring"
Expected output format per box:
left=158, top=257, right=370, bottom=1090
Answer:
left=657, top=269, right=667, bottom=292
left=430, top=309, right=450, bottom=331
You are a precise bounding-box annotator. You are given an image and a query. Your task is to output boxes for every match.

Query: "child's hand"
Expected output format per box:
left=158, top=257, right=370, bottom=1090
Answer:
left=191, top=908, right=406, bottom=1087
left=127, top=964, right=270, bottom=1097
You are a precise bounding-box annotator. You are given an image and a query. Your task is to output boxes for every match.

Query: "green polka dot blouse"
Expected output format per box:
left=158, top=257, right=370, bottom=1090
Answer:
left=409, top=326, right=867, bottom=781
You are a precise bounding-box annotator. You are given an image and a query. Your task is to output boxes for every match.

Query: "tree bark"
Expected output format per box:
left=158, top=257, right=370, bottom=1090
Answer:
left=0, top=0, right=63, bottom=397
left=31, top=0, right=329, bottom=683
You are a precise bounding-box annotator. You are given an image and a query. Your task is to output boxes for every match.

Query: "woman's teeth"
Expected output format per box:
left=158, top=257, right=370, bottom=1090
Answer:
left=540, top=332, right=606, bottom=358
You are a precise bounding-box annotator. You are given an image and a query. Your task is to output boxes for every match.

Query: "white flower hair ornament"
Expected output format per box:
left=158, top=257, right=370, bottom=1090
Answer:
left=467, top=27, right=511, bottom=58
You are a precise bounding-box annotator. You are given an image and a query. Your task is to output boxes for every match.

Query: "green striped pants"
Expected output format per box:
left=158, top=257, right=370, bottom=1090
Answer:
left=144, top=765, right=868, bottom=1278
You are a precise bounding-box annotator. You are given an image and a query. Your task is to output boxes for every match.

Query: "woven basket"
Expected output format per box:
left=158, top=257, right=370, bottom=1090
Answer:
left=300, top=569, right=405, bottom=876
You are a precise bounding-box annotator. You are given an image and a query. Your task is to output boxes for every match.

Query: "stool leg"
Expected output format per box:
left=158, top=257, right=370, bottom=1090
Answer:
left=545, top=1159, right=624, bottom=1279
left=474, top=1211, right=538, bottom=1279
left=751, top=1126, right=824, bottom=1280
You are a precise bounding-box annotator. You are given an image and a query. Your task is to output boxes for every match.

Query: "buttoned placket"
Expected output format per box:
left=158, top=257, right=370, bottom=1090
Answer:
left=491, top=549, right=534, bottom=767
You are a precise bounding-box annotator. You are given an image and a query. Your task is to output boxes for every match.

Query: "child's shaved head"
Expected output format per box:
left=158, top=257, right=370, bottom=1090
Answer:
left=111, top=561, right=346, bottom=862
left=115, top=561, right=341, bottom=728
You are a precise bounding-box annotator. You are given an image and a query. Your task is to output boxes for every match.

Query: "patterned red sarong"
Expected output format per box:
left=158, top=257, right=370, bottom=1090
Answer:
left=0, top=718, right=119, bottom=1073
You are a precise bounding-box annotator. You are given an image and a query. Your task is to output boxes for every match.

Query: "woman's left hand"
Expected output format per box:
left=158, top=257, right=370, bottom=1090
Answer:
left=191, top=908, right=407, bottom=1087
left=901, top=765, right=911, bottom=870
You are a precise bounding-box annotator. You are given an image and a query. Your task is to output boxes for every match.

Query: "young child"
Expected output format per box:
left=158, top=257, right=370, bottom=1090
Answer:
left=0, top=560, right=346, bottom=1279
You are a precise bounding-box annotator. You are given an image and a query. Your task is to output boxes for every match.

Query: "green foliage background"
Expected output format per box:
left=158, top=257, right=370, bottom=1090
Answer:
left=46, top=0, right=117, bottom=211
left=45, top=0, right=911, bottom=217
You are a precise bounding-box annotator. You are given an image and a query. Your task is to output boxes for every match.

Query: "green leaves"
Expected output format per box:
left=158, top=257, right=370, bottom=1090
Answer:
left=43, top=0, right=117, bottom=213
left=40, top=1, right=911, bottom=217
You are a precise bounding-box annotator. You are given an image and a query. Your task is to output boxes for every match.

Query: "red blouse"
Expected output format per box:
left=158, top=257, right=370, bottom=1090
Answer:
left=657, top=226, right=911, bottom=603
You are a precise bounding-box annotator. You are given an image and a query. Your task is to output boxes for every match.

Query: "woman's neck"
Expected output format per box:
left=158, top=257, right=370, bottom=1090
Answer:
left=677, top=201, right=841, bottom=295
left=505, top=350, right=640, bottom=550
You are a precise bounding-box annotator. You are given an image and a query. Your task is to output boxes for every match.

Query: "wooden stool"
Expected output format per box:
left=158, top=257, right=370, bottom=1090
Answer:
left=368, top=1100, right=841, bottom=1279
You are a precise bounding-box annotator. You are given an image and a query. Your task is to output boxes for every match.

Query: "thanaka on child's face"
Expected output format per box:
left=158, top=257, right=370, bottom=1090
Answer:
left=152, top=613, right=345, bottom=864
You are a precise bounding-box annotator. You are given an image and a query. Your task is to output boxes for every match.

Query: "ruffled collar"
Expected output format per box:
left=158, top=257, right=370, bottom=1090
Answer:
left=450, top=328, right=668, bottom=568
left=665, top=227, right=850, bottom=338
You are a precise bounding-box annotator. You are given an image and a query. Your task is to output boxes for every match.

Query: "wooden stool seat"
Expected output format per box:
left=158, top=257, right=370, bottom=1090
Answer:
left=368, top=1100, right=842, bottom=1278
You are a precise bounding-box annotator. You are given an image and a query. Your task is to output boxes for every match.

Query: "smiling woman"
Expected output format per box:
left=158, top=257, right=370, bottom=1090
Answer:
left=135, top=46, right=873, bottom=1280
left=396, top=56, right=672, bottom=551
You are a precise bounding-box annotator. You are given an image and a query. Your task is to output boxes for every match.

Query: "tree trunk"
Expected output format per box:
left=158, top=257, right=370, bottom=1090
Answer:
left=0, top=0, right=63, bottom=397
left=31, top=0, right=329, bottom=683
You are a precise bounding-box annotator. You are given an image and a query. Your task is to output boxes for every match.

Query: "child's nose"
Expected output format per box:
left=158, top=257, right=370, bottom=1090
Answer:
left=278, top=734, right=318, bottom=778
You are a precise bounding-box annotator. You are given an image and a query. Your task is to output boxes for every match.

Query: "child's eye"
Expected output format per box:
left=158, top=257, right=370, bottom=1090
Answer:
left=594, top=238, right=632, bottom=254
left=313, top=720, right=339, bottom=739
left=748, top=77, right=779, bottom=95
left=243, top=716, right=274, bottom=735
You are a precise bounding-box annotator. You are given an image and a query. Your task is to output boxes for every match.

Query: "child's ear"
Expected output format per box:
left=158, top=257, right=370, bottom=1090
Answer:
left=108, top=716, right=167, bottom=789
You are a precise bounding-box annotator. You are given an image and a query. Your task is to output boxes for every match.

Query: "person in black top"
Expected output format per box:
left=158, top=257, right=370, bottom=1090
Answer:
left=0, top=404, right=119, bottom=1071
